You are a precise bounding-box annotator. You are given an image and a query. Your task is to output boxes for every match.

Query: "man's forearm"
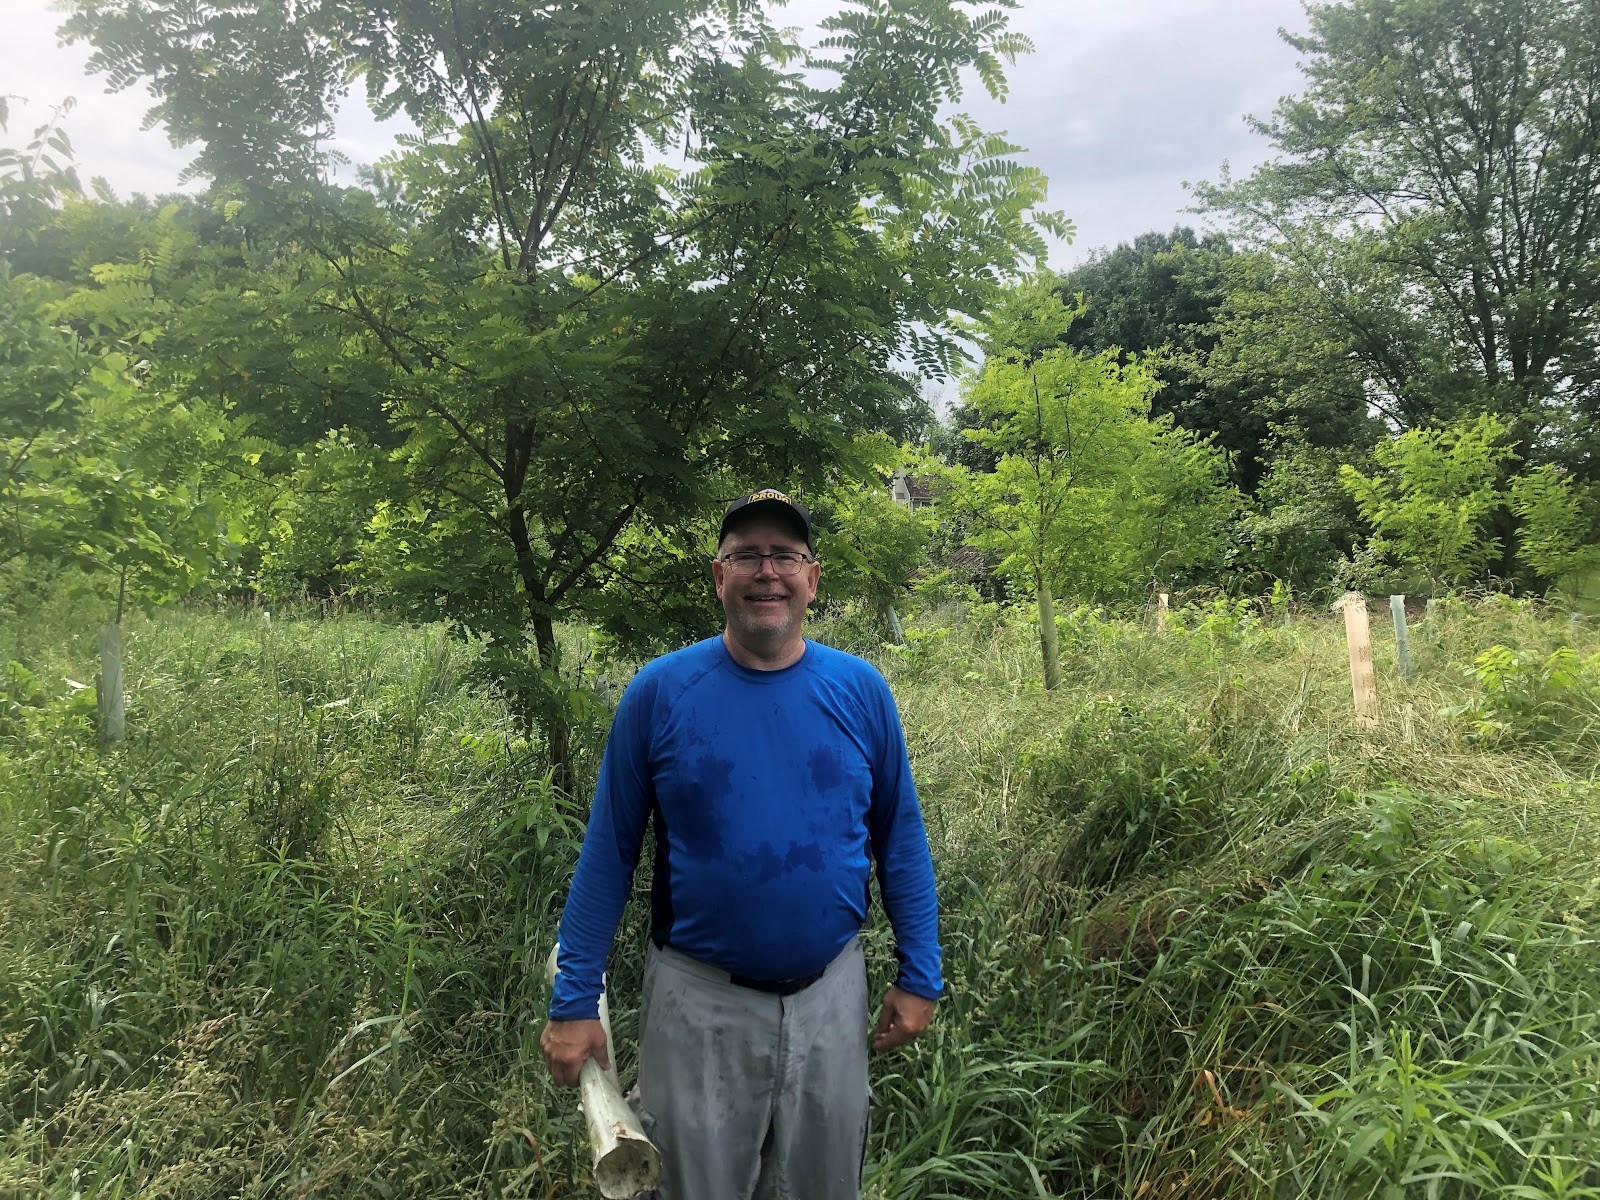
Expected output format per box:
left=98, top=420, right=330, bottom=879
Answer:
left=550, top=835, right=638, bottom=1018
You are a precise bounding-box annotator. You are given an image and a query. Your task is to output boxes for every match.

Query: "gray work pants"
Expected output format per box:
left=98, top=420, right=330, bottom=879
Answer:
left=632, top=937, right=869, bottom=1200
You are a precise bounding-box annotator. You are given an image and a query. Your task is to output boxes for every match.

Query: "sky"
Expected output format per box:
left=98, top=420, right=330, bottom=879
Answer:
left=3, top=0, right=1310, bottom=269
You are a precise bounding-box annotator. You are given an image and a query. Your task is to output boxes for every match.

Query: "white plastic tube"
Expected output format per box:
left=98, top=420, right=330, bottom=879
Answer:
left=546, top=946, right=661, bottom=1199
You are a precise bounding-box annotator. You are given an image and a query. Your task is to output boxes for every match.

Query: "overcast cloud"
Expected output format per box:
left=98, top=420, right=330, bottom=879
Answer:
left=3, top=0, right=1308, bottom=267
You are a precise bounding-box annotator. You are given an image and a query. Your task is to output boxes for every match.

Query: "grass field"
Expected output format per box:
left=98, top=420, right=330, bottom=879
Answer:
left=3, top=594, right=1599, bottom=1198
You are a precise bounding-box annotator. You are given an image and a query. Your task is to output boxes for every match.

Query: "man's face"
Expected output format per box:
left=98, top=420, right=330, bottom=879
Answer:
left=713, top=515, right=820, bottom=650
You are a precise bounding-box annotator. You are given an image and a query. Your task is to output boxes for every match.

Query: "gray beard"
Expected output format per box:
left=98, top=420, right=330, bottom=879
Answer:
left=728, top=607, right=801, bottom=646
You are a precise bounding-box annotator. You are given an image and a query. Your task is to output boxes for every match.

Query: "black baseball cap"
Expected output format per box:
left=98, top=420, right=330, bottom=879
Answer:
left=718, top=488, right=814, bottom=551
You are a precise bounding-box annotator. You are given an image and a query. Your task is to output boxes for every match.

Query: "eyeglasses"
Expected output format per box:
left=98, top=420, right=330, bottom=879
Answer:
left=717, top=550, right=815, bottom=576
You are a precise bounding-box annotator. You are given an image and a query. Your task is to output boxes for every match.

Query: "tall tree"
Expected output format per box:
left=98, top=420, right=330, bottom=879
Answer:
left=945, top=228, right=1380, bottom=492
left=1187, top=246, right=1406, bottom=450
left=61, top=0, right=1065, bottom=783
left=1197, top=0, right=1600, bottom=476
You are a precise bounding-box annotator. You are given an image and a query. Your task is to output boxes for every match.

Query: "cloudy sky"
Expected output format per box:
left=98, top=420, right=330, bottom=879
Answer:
left=4, top=0, right=1309, bottom=268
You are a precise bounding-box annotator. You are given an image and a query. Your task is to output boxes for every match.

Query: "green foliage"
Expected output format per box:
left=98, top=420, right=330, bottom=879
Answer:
left=1198, top=0, right=1600, bottom=472
left=1509, top=466, right=1600, bottom=583
left=0, top=608, right=595, bottom=1194
left=1195, top=227, right=1468, bottom=440
left=814, top=473, right=930, bottom=616
left=59, top=0, right=1062, bottom=614
left=1259, top=819, right=1599, bottom=1199
left=1340, top=413, right=1518, bottom=592
left=1442, top=643, right=1600, bottom=755
left=0, top=658, right=96, bottom=742
left=1021, top=698, right=1271, bottom=892
left=883, top=603, right=1600, bottom=1198
left=256, top=430, right=402, bottom=601
left=0, top=98, right=82, bottom=260
left=1126, top=423, right=1239, bottom=585
left=0, top=270, right=250, bottom=612
left=2, top=114, right=265, bottom=616
left=1337, top=413, right=1600, bottom=594
left=1168, top=594, right=1269, bottom=651
left=1051, top=227, right=1286, bottom=492
left=878, top=619, right=952, bottom=682
left=946, top=282, right=1235, bottom=603
left=1186, top=243, right=1389, bottom=457
left=1241, top=437, right=1364, bottom=592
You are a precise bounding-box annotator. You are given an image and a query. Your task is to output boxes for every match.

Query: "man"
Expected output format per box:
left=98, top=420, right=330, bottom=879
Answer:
left=542, top=488, right=942, bottom=1200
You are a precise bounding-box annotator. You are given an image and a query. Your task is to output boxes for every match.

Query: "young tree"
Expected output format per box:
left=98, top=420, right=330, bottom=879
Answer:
left=813, top=455, right=931, bottom=621
left=1508, top=467, right=1600, bottom=587
left=2, top=112, right=252, bottom=617
left=943, top=283, right=1231, bottom=688
left=1339, top=413, right=1518, bottom=593
left=0, top=269, right=249, bottom=615
left=61, top=0, right=1066, bottom=783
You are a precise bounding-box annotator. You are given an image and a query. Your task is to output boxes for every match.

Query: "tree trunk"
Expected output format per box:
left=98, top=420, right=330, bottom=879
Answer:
left=1036, top=570, right=1061, bottom=691
left=531, top=611, right=575, bottom=795
left=507, top=501, right=575, bottom=793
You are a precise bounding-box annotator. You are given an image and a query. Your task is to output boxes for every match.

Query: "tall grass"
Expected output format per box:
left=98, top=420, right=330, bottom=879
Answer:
left=2, top=596, right=1598, bottom=1197
left=864, top=596, right=1600, bottom=1199
left=1, top=610, right=596, bottom=1197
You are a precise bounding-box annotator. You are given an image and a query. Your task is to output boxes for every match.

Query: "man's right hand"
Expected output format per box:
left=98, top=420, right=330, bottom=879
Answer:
left=540, top=1017, right=611, bottom=1088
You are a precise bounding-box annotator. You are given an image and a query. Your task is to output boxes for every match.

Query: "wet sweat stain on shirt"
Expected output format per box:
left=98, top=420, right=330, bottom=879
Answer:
left=550, top=637, right=942, bottom=1020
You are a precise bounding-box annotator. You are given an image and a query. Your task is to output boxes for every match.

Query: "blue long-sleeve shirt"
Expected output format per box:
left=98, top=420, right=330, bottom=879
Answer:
left=550, top=636, right=942, bottom=1019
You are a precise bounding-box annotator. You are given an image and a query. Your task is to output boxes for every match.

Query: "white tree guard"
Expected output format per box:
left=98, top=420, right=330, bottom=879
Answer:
left=546, top=946, right=661, bottom=1198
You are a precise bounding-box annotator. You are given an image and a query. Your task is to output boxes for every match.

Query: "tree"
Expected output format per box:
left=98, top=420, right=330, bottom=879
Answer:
left=1197, top=0, right=1600, bottom=474
left=942, top=283, right=1232, bottom=688
left=1183, top=246, right=1396, bottom=456
left=1342, top=412, right=1600, bottom=594
left=1052, top=228, right=1279, bottom=491
left=0, top=270, right=249, bottom=615
left=947, top=227, right=1386, bottom=494
left=1, top=110, right=251, bottom=617
left=1339, top=413, right=1518, bottom=593
left=1238, top=437, right=1365, bottom=594
left=813, top=468, right=930, bottom=618
left=62, top=0, right=1066, bottom=784
left=1507, top=466, right=1600, bottom=586
left=255, top=429, right=402, bottom=600
left=939, top=228, right=1269, bottom=487
left=29, top=192, right=404, bottom=454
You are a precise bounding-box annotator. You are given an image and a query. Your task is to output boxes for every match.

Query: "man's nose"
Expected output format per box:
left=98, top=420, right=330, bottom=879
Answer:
left=753, top=554, right=781, bottom=578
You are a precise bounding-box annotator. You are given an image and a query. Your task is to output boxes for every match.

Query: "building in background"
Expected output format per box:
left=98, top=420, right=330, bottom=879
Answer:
left=890, top=467, right=936, bottom=511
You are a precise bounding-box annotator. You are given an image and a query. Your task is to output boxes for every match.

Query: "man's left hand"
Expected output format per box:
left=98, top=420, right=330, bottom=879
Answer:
left=871, top=986, right=936, bottom=1052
